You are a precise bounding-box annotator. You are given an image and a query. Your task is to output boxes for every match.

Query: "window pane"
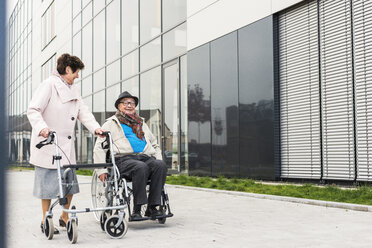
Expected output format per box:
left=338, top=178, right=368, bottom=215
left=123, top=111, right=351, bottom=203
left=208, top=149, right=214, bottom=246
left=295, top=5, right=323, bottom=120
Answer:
left=122, top=0, right=138, bottom=54
left=162, top=0, right=186, bottom=30
left=122, top=50, right=138, bottom=80
left=106, top=59, right=120, bottom=86
left=106, top=0, right=121, bottom=63
left=163, top=23, right=186, bottom=62
left=210, top=32, right=239, bottom=176
left=140, top=0, right=161, bottom=44
left=82, top=1, right=92, bottom=27
left=82, top=75, right=92, bottom=97
left=187, top=44, right=211, bottom=176
left=106, top=83, right=120, bottom=115
left=180, top=55, right=188, bottom=172
left=121, top=76, right=139, bottom=97
left=73, top=32, right=81, bottom=58
left=93, top=0, right=105, bottom=15
left=73, top=0, right=82, bottom=18
left=73, top=14, right=81, bottom=35
left=93, top=90, right=106, bottom=124
left=140, top=37, right=160, bottom=71
left=140, top=66, right=161, bottom=146
left=82, top=21, right=92, bottom=76
left=93, top=11, right=105, bottom=71
left=93, top=68, right=105, bottom=92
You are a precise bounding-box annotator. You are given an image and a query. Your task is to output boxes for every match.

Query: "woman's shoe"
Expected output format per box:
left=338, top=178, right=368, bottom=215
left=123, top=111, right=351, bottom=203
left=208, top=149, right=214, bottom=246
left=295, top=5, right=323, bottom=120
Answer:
left=40, top=221, right=60, bottom=234
left=59, top=218, right=67, bottom=227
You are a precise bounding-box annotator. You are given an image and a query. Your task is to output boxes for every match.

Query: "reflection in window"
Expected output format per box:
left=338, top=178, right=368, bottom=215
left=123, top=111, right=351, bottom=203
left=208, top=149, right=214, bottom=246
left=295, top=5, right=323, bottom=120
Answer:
left=106, top=0, right=120, bottom=63
left=41, top=54, right=56, bottom=82
left=140, top=67, right=162, bottom=147
left=122, top=0, right=138, bottom=54
left=162, top=0, right=186, bottom=30
left=140, top=0, right=161, bottom=44
left=180, top=55, right=188, bottom=172
left=163, top=23, right=187, bottom=62
left=41, top=1, right=55, bottom=48
left=140, top=37, right=161, bottom=71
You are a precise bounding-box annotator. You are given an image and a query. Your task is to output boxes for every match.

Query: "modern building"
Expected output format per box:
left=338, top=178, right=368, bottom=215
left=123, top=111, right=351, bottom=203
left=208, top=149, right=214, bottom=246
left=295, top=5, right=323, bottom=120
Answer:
left=7, top=0, right=372, bottom=183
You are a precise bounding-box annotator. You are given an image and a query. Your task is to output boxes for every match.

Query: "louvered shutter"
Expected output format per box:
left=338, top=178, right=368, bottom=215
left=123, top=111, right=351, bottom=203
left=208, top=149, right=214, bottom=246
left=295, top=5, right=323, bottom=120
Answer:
left=354, top=0, right=372, bottom=181
left=279, top=1, right=321, bottom=179
left=319, top=0, right=355, bottom=180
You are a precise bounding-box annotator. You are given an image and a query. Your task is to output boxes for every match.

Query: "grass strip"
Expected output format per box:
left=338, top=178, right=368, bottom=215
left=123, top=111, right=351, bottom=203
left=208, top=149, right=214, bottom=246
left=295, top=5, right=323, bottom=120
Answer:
left=166, top=175, right=372, bottom=206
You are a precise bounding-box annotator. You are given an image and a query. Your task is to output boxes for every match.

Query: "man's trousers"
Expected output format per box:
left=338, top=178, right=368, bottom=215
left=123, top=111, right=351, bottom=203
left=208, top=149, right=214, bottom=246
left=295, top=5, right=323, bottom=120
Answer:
left=115, top=154, right=168, bottom=206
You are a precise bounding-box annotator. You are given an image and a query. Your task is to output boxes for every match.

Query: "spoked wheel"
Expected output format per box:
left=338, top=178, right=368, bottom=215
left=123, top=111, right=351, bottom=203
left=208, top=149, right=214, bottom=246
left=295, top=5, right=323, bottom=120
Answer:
left=91, top=170, right=108, bottom=221
left=44, top=216, right=54, bottom=240
left=104, top=215, right=128, bottom=239
left=67, top=219, right=78, bottom=244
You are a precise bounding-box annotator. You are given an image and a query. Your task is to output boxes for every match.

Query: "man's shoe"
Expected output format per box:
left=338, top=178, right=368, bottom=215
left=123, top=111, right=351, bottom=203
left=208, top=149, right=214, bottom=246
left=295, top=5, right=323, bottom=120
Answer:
left=144, top=206, right=164, bottom=218
left=59, top=218, right=67, bottom=227
left=130, top=211, right=142, bottom=221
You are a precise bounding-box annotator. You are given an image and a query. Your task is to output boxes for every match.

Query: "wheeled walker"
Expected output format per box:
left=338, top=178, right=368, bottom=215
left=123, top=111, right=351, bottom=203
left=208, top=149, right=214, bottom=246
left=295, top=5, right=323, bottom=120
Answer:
left=36, top=131, right=127, bottom=243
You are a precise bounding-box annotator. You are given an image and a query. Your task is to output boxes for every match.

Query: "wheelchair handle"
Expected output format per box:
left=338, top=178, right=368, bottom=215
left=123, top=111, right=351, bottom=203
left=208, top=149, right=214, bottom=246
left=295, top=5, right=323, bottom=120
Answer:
left=36, top=131, right=56, bottom=149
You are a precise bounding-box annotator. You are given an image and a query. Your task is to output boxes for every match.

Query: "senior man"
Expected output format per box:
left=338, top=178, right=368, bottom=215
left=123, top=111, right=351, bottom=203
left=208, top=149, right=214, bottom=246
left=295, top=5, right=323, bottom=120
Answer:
left=93, top=91, right=167, bottom=220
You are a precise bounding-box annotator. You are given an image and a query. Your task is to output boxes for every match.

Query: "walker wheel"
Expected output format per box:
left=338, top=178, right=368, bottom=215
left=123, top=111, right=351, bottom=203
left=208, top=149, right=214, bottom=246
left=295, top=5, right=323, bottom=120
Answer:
left=104, top=215, right=128, bottom=239
left=44, top=216, right=54, bottom=240
left=67, top=219, right=78, bottom=244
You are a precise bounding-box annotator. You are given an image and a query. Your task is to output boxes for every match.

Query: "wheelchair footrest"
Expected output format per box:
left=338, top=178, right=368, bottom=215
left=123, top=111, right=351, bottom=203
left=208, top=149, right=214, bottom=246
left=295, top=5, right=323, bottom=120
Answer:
left=128, top=213, right=173, bottom=222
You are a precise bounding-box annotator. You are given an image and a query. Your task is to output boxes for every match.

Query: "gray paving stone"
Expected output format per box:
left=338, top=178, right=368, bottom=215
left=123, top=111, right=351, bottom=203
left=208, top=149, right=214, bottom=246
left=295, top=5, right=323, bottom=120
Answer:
left=6, top=170, right=372, bottom=248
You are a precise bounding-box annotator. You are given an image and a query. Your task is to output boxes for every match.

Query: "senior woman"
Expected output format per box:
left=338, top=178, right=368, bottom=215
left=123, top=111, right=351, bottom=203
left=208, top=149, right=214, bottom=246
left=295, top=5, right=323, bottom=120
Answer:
left=27, top=53, right=104, bottom=234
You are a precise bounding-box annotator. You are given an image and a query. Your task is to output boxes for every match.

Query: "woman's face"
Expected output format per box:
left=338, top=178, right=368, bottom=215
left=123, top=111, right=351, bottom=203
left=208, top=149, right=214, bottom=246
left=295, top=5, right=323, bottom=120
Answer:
left=118, top=97, right=136, bottom=115
left=63, top=66, right=80, bottom=85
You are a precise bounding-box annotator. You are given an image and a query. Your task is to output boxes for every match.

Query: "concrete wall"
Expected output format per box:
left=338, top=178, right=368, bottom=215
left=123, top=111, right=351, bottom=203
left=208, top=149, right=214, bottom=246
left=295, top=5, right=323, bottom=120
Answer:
left=187, top=0, right=304, bottom=50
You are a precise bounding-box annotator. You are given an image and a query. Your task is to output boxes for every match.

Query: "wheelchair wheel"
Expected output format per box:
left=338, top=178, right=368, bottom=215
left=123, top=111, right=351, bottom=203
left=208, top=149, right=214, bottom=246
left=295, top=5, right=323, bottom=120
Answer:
left=91, top=170, right=108, bottom=221
left=104, top=215, right=128, bottom=239
left=158, top=217, right=166, bottom=224
left=67, top=219, right=78, bottom=244
left=44, top=216, right=54, bottom=240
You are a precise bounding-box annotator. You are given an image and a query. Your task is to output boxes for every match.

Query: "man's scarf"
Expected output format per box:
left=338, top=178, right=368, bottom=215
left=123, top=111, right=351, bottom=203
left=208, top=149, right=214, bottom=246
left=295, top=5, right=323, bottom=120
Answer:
left=115, top=111, right=145, bottom=140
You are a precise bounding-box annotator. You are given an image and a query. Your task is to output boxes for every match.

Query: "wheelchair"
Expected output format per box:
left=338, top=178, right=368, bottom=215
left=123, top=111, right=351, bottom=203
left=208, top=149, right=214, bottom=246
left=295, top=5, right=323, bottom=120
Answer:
left=91, top=132, right=174, bottom=227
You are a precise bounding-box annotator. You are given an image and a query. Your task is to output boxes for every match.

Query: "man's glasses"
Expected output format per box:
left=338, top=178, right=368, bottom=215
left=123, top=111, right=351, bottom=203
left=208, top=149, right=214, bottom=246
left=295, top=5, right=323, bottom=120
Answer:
left=120, top=101, right=136, bottom=106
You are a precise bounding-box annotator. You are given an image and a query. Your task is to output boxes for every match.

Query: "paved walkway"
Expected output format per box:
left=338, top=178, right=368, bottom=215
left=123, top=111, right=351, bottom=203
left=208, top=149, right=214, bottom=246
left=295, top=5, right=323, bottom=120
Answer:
left=7, top=170, right=372, bottom=248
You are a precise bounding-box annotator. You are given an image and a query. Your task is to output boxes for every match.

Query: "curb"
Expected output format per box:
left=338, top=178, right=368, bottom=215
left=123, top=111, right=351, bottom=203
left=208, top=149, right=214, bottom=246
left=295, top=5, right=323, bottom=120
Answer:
left=166, top=184, right=372, bottom=212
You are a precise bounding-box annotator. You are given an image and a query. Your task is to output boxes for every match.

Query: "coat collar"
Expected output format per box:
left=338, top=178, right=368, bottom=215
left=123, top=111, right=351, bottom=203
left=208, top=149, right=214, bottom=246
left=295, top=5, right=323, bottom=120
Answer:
left=53, top=75, right=81, bottom=103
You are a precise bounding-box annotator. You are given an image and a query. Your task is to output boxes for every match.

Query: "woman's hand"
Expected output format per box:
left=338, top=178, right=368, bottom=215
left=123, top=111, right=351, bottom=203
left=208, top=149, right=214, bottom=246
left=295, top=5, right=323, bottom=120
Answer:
left=39, top=128, right=50, bottom=138
left=95, top=128, right=105, bottom=138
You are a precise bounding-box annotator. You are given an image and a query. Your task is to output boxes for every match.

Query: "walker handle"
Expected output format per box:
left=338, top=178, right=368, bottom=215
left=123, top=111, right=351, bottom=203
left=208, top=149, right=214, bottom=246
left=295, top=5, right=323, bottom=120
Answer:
left=36, top=131, right=56, bottom=149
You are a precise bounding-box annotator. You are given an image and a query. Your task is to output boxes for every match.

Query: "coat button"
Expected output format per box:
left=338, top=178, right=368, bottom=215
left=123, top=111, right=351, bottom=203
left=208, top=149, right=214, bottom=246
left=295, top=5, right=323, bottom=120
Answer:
left=68, top=136, right=72, bottom=139
left=71, top=117, right=75, bottom=120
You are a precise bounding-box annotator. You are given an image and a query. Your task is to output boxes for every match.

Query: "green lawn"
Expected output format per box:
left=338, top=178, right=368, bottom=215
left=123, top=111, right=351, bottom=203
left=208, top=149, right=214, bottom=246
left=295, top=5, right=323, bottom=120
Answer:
left=166, top=175, right=372, bottom=206
left=10, top=166, right=372, bottom=205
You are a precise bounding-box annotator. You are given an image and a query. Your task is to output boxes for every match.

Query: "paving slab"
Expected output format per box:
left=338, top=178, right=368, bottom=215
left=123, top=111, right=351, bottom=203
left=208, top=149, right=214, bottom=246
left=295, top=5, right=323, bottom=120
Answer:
left=6, top=170, right=372, bottom=248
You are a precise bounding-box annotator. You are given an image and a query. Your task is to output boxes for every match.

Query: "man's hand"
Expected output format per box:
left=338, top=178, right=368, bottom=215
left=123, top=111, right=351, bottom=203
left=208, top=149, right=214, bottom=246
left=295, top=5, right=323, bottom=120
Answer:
left=99, top=173, right=108, bottom=186
left=95, top=128, right=105, bottom=138
left=39, top=128, right=50, bottom=138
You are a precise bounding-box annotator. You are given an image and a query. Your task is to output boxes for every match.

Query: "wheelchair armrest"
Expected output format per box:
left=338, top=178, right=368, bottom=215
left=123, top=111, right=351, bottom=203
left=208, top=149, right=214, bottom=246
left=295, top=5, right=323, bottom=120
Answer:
left=63, top=163, right=113, bottom=169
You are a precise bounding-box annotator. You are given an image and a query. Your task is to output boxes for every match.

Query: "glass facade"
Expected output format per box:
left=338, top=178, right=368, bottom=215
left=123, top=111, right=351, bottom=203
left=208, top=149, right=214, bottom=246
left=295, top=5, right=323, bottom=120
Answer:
left=8, top=0, right=33, bottom=165
left=70, top=0, right=187, bottom=171
left=187, top=18, right=275, bottom=179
